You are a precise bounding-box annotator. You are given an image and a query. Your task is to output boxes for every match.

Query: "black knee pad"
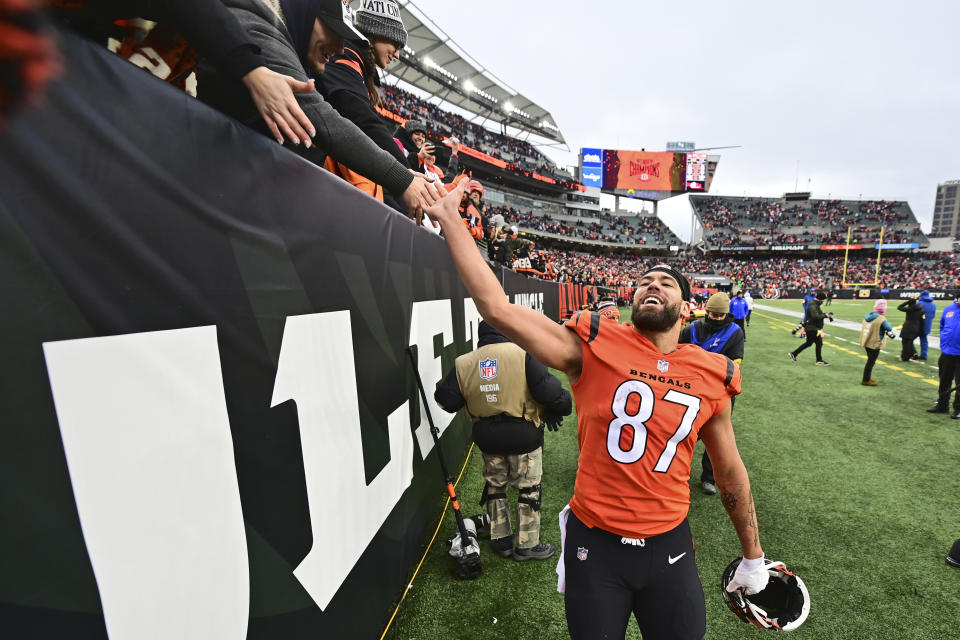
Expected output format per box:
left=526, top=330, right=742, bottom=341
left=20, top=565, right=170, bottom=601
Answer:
left=518, top=483, right=542, bottom=512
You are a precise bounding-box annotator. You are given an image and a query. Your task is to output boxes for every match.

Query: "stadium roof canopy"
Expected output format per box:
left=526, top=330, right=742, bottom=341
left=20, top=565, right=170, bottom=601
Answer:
left=381, top=0, right=566, bottom=145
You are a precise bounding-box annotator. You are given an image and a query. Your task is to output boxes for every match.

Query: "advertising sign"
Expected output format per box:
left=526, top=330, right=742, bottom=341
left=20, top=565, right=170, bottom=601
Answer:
left=0, top=33, right=564, bottom=640
left=666, top=141, right=696, bottom=152
left=580, top=147, right=603, bottom=187
left=876, top=243, right=920, bottom=250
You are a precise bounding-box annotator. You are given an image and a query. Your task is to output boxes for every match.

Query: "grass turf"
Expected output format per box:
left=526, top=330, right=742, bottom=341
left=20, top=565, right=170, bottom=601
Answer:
left=387, top=305, right=960, bottom=639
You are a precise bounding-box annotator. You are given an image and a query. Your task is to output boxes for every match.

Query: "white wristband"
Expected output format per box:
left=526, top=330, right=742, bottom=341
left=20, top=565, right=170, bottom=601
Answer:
left=738, top=555, right=765, bottom=572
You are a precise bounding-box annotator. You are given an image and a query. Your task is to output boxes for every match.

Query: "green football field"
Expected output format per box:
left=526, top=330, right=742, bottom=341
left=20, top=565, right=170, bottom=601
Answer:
left=388, top=301, right=960, bottom=640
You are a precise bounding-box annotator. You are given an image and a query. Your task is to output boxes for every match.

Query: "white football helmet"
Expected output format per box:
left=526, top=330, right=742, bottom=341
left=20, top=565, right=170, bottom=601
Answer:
left=721, top=557, right=810, bottom=631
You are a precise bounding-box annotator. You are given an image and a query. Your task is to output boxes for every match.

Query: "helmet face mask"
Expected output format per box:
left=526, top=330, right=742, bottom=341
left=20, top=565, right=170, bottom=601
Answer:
left=721, top=558, right=810, bottom=631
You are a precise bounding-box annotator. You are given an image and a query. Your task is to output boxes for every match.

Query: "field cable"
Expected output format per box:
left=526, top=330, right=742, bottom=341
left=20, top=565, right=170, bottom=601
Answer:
left=379, top=441, right=477, bottom=640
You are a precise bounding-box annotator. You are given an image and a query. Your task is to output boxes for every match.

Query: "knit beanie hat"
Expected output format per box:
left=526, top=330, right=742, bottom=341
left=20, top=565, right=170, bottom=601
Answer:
left=873, top=299, right=887, bottom=313
left=705, top=292, right=730, bottom=315
left=353, top=0, right=407, bottom=48
left=404, top=119, right=427, bottom=134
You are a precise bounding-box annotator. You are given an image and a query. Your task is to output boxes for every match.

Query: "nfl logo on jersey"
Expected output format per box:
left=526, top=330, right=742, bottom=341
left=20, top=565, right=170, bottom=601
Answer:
left=657, top=359, right=669, bottom=373
left=577, top=546, right=588, bottom=561
left=479, top=358, right=498, bottom=380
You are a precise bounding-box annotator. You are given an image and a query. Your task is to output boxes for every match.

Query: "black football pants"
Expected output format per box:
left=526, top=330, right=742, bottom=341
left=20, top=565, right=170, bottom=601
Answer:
left=792, top=331, right=822, bottom=361
left=564, top=513, right=705, bottom=640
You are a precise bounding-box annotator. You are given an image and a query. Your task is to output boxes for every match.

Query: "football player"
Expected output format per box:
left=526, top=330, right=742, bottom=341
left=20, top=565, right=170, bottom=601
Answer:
left=426, top=179, right=769, bottom=640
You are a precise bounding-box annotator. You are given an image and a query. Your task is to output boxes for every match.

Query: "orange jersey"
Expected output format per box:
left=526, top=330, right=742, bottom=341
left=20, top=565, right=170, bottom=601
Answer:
left=564, top=312, right=740, bottom=538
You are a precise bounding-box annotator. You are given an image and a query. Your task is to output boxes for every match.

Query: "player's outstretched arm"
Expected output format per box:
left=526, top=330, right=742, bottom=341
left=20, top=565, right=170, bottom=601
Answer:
left=425, top=178, right=582, bottom=378
left=700, top=401, right=763, bottom=561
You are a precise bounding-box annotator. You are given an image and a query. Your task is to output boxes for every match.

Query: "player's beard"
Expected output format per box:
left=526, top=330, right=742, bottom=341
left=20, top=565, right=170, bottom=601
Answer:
left=632, top=301, right=683, bottom=332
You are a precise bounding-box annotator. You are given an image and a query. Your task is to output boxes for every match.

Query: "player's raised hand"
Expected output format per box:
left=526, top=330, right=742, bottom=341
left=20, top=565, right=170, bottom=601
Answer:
left=424, top=175, right=468, bottom=228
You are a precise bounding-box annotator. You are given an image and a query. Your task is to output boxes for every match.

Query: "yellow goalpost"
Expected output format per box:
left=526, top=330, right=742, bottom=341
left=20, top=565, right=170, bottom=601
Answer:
left=840, top=225, right=884, bottom=289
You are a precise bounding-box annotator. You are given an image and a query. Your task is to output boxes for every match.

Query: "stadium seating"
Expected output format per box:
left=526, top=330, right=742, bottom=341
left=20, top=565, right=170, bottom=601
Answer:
left=381, top=84, right=570, bottom=180
left=492, top=206, right=683, bottom=247
left=531, top=250, right=960, bottom=291
left=691, top=195, right=927, bottom=248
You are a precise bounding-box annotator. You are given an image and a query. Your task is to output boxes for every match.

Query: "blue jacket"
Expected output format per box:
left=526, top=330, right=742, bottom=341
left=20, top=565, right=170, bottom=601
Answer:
left=729, top=297, right=749, bottom=320
left=918, top=291, right=937, bottom=336
left=939, top=302, right=960, bottom=356
left=864, top=312, right=893, bottom=333
left=802, top=292, right=815, bottom=321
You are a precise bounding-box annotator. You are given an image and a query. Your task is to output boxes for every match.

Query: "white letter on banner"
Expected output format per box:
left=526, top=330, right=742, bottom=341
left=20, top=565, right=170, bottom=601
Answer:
left=409, top=300, right=454, bottom=458
left=271, top=311, right=414, bottom=611
left=42, top=327, right=249, bottom=640
left=463, top=297, right=483, bottom=351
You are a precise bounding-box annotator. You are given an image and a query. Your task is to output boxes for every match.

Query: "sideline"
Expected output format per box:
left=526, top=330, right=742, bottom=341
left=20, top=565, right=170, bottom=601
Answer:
left=379, top=442, right=477, bottom=640
left=753, top=309, right=940, bottom=384
left=753, top=302, right=941, bottom=352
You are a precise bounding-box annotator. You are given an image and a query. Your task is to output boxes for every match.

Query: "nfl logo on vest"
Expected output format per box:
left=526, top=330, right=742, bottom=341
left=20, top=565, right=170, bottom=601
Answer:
left=479, top=358, right=498, bottom=380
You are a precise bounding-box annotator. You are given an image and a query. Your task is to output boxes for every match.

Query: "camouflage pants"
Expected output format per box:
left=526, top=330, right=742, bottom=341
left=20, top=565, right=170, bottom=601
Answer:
left=482, top=447, right=542, bottom=549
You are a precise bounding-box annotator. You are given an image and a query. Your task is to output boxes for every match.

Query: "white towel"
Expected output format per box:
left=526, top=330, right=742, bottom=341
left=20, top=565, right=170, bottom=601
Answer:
left=556, top=503, right=571, bottom=593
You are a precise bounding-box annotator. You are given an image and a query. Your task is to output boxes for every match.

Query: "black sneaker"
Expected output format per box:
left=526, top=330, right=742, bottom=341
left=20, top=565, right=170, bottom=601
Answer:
left=948, top=539, right=960, bottom=568
left=788, top=353, right=797, bottom=362
left=513, top=542, right=555, bottom=562
left=927, top=405, right=949, bottom=414
left=490, top=536, right=513, bottom=558
left=951, top=411, right=960, bottom=420
left=790, top=328, right=798, bottom=335
left=815, top=360, right=830, bottom=366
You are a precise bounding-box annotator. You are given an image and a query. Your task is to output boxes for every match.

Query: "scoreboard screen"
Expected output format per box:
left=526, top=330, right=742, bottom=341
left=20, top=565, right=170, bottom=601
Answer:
left=580, top=147, right=717, bottom=197
left=684, top=152, right=707, bottom=191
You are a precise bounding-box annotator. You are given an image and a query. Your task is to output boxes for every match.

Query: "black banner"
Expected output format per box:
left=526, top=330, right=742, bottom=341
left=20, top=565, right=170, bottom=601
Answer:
left=501, top=267, right=560, bottom=321
left=0, top=33, right=554, bottom=639
left=778, top=288, right=959, bottom=300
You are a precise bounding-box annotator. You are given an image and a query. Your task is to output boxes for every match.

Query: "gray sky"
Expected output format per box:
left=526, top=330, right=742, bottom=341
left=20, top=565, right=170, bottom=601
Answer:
left=405, top=0, right=960, bottom=242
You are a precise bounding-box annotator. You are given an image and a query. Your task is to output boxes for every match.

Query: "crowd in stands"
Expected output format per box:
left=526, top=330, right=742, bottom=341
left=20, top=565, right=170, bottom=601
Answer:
left=491, top=206, right=681, bottom=246
left=380, top=84, right=552, bottom=168
left=530, top=250, right=960, bottom=292
left=696, top=196, right=925, bottom=247
left=31, top=5, right=954, bottom=296
left=41, top=1, right=581, bottom=228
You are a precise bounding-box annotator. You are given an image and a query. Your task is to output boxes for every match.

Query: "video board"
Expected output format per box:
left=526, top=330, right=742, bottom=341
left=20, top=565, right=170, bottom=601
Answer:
left=580, top=147, right=715, bottom=198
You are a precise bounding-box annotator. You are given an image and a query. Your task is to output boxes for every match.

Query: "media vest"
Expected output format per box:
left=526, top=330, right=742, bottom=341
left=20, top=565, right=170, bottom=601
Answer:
left=454, top=342, right=543, bottom=427
left=860, top=315, right=888, bottom=350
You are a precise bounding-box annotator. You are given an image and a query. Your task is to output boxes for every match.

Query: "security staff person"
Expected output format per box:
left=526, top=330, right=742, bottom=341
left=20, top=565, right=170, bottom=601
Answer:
left=791, top=288, right=818, bottom=336
left=927, top=295, right=960, bottom=418
left=729, top=290, right=749, bottom=339
left=435, top=321, right=572, bottom=561
left=679, top=292, right=744, bottom=495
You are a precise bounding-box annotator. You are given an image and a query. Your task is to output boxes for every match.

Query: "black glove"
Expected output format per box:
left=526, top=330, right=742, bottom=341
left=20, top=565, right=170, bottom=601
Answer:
left=542, top=414, right=563, bottom=431
left=827, top=313, right=835, bottom=322
left=887, top=330, right=898, bottom=339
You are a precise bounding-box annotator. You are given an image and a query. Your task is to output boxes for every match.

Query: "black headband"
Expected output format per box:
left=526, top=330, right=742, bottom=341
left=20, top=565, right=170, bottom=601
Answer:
left=641, top=265, right=691, bottom=302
